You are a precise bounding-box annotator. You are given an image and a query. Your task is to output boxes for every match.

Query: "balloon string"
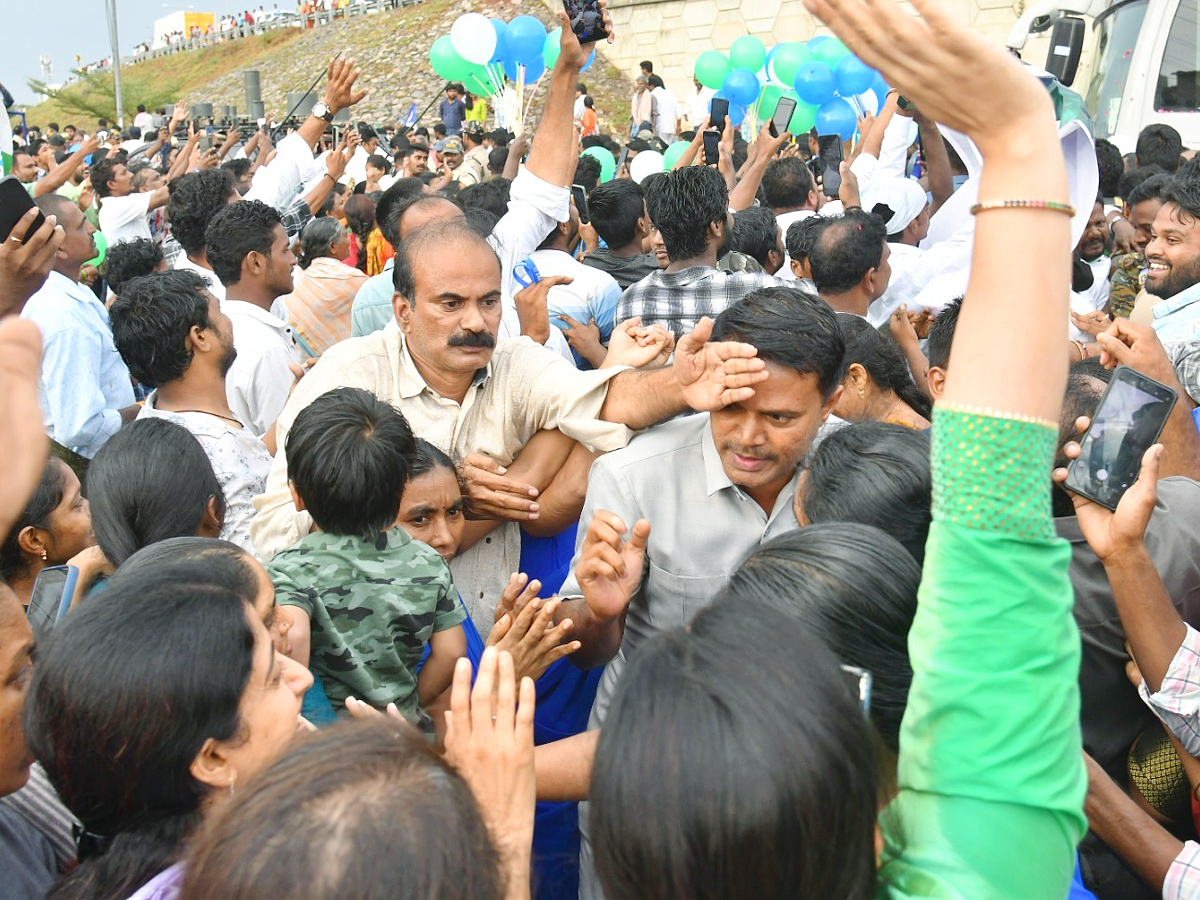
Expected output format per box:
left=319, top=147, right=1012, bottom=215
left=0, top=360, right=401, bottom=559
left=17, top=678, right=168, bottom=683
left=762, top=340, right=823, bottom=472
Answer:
left=519, top=69, right=546, bottom=133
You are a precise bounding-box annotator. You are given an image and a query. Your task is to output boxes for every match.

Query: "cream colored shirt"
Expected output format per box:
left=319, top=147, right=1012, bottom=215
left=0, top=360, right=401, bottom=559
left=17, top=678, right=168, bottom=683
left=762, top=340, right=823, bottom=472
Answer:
left=250, top=330, right=631, bottom=635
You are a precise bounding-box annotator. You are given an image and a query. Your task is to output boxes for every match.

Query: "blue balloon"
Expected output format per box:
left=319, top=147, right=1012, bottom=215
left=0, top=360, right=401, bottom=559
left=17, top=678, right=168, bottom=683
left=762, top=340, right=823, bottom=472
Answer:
left=504, top=52, right=546, bottom=82
left=834, top=55, right=875, bottom=97
left=722, top=68, right=760, bottom=107
left=729, top=103, right=747, bottom=127
left=815, top=97, right=857, bottom=141
left=582, top=47, right=596, bottom=72
left=794, top=60, right=836, bottom=106
left=870, top=73, right=889, bottom=110
left=807, top=35, right=831, bottom=53
left=506, top=15, right=546, bottom=64
left=489, top=18, right=509, bottom=64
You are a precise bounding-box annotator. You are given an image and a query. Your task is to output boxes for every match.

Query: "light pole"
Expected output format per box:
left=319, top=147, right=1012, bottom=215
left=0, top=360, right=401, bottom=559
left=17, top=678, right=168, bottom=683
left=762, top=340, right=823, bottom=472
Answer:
left=106, top=0, right=125, bottom=127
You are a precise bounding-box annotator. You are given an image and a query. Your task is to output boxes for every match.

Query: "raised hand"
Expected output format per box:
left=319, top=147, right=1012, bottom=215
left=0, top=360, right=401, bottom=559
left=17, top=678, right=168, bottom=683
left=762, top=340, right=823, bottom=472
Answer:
left=457, top=453, right=540, bottom=521
left=0, top=319, right=49, bottom=543
left=489, top=575, right=581, bottom=682
left=0, top=209, right=64, bottom=317
left=323, top=56, right=368, bottom=113
left=673, top=316, right=768, bottom=411
left=575, top=510, right=649, bottom=621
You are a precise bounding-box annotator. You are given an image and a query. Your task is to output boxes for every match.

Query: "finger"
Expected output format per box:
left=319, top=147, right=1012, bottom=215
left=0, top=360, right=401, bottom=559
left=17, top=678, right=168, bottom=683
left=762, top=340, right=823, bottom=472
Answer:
left=471, top=647, right=497, bottom=733
left=558, top=313, right=582, bottom=328
left=472, top=489, right=540, bottom=516
left=539, top=275, right=574, bottom=288
left=449, top=655, right=474, bottom=741
left=1061, top=440, right=1082, bottom=461
left=495, top=650, right=517, bottom=730
left=715, top=366, right=772, bottom=388
left=498, top=571, right=528, bottom=606
left=462, top=452, right=505, bottom=475
left=542, top=639, right=582, bottom=666
left=488, top=612, right=513, bottom=644
left=710, top=339, right=763, bottom=360
left=1051, top=465, right=1069, bottom=485
left=516, top=675, right=536, bottom=750
left=1131, top=443, right=1163, bottom=494
left=26, top=218, right=66, bottom=271
left=467, top=467, right=540, bottom=497
left=628, top=519, right=651, bottom=553
left=1075, top=415, right=1091, bottom=436
left=5, top=208, right=42, bottom=244
left=1095, top=331, right=1134, bottom=364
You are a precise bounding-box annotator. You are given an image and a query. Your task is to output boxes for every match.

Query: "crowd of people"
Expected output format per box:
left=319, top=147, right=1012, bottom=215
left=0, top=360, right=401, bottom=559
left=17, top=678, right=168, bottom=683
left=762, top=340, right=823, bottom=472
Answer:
left=4, top=0, right=1200, bottom=898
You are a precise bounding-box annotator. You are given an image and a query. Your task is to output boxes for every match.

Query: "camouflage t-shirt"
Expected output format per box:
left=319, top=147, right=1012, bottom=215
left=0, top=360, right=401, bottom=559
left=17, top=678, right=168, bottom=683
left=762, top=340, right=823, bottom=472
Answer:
left=268, top=526, right=465, bottom=730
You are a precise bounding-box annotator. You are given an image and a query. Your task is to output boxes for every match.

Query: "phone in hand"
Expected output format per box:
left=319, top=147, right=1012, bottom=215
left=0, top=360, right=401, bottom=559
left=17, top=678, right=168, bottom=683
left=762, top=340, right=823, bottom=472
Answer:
left=198, top=133, right=211, bottom=152
left=771, top=97, right=798, bottom=138
left=1064, top=365, right=1178, bottom=510
left=571, top=183, right=590, bottom=224
left=562, top=0, right=608, bottom=43
left=703, top=130, right=721, bottom=166
left=615, top=144, right=629, bottom=174
left=709, top=97, right=729, bottom=130
left=0, top=176, right=46, bottom=244
left=26, top=564, right=79, bottom=645
left=817, top=133, right=843, bottom=198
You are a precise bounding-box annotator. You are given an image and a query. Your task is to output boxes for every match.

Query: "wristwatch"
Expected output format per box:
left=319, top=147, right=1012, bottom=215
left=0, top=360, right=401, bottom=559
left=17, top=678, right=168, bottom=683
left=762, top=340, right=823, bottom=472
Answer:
left=311, top=101, right=334, bottom=122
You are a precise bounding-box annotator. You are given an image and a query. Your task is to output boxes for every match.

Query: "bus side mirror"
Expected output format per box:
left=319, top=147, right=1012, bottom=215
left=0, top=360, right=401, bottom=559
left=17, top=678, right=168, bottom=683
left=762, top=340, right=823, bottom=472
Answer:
left=1046, top=16, right=1086, bottom=86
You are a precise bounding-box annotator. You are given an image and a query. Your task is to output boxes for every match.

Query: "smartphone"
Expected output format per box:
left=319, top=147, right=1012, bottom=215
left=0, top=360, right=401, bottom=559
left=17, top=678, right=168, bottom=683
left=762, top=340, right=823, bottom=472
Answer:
left=571, top=184, right=590, bottom=224
left=198, top=133, right=211, bottom=152
left=1065, top=366, right=1178, bottom=510
left=817, top=133, right=843, bottom=198
left=703, top=130, right=721, bottom=166
left=0, top=176, right=46, bottom=244
left=562, top=0, right=608, bottom=43
left=26, top=564, right=78, bottom=645
left=771, top=97, right=798, bottom=138
left=615, top=144, right=629, bottom=174
left=709, top=97, right=729, bottom=130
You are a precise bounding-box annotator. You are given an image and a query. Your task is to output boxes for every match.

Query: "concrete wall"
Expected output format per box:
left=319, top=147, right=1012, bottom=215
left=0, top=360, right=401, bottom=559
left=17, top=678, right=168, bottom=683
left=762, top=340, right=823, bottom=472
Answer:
left=600, top=0, right=1060, bottom=116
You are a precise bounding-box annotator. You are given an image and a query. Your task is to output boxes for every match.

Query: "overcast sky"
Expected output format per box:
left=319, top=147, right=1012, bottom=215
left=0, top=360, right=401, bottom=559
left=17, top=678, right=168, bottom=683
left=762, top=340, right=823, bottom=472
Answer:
left=1, top=1, right=253, bottom=106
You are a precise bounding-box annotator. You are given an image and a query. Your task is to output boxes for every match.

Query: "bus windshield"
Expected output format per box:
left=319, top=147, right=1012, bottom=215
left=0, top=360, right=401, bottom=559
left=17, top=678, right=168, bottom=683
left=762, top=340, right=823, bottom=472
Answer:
left=1085, top=0, right=1149, bottom=137
left=1156, top=0, right=1200, bottom=110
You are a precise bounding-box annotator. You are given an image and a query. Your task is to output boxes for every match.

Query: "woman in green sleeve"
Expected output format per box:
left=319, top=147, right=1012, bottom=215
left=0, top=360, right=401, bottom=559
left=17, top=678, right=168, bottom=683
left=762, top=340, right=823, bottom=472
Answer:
left=586, top=0, right=1086, bottom=894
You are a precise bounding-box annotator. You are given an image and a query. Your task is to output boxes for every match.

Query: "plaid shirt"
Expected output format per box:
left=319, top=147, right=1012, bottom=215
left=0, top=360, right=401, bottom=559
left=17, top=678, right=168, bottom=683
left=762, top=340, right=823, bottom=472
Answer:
left=278, top=196, right=313, bottom=238
left=1141, top=623, right=1200, bottom=756
left=1166, top=840, right=1200, bottom=900
left=1166, top=341, right=1200, bottom=405
left=616, top=266, right=789, bottom=339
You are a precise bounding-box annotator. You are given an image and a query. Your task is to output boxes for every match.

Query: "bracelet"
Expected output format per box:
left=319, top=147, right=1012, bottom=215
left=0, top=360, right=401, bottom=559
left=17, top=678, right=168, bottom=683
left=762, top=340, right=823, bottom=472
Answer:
left=1070, top=339, right=1084, bottom=362
left=970, top=199, right=1076, bottom=217
left=323, top=172, right=335, bottom=182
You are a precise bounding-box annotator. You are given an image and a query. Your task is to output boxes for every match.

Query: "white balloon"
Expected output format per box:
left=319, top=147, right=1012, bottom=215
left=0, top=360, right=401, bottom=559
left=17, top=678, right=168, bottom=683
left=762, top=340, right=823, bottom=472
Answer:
left=451, top=13, right=496, bottom=66
left=629, top=150, right=665, bottom=184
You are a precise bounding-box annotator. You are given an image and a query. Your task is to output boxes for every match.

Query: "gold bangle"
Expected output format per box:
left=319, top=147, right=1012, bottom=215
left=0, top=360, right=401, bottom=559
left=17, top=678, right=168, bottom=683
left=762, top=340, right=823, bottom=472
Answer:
left=970, top=199, right=1076, bottom=217
left=1070, top=340, right=1084, bottom=361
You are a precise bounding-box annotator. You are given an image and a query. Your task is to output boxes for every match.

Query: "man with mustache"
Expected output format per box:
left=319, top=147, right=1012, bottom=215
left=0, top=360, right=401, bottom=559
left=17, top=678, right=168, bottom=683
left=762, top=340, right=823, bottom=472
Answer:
left=1145, top=176, right=1200, bottom=341
left=251, top=219, right=772, bottom=633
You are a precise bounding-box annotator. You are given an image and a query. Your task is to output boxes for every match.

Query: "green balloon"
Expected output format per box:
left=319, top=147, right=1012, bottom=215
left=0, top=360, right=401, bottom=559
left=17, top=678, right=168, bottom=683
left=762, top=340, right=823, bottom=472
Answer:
left=87, top=231, right=107, bottom=269
left=729, top=35, right=766, bottom=73
left=787, top=94, right=818, bottom=135
left=694, top=50, right=733, bottom=90
left=770, top=42, right=809, bottom=87
left=758, top=84, right=784, bottom=120
left=812, top=38, right=849, bottom=66
left=430, top=34, right=472, bottom=81
left=582, top=145, right=616, bottom=182
left=463, top=63, right=500, bottom=97
left=662, top=140, right=690, bottom=170
left=544, top=27, right=562, bottom=70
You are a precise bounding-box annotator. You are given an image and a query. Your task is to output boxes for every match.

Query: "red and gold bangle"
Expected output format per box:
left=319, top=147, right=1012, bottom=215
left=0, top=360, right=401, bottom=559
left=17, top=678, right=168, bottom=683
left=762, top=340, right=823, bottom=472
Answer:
left=970, top=199, right=1076, bottom=217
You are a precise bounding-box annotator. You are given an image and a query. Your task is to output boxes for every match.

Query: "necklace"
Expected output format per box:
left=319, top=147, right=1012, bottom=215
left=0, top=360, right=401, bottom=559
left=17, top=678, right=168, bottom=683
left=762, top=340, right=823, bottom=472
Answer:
left=170, top=409, right=246, bottom=427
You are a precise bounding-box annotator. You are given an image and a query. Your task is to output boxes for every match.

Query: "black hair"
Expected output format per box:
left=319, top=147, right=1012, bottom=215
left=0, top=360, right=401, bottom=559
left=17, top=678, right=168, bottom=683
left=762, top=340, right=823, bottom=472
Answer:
left=646, top=166, right=728, bottom=261
left=392, top=220, right=496, bottom=300
left=89, top=156, right=121, bottom=199
left=647, top=74, right=664, bottom=90
left=1095, top=139, right=1124, bottom=199
left=1164, top=173, right=1200, bottom=221
left=785, top=215, right=826, bottom=264
left=577, top=81, right=588, bottom=94
left=640, top=60, right=653, bottom=72
left=220, top=157, right=252, bottom=189
left=26, top=553, right=257, bottom=900
left=103, top=238, right=164, bottom=295
left=802, top=424, right=931, bottom=563
left=433, top=123, right=447, bottom=138
left=810, top=210, right=887, bottom=294
left=365, top=153, right=390, bottom=173
left=925, top=297, right=962, bottom=370
left=136, top=104, right=146, bottom=113
left=179, top=721, right=502, bottom=900
left=587, top=179, right=645, bottom=250
left=1127, top=173, right=1176, bottom=209
left=592, top=595, right=879, bottom=900
left=374, top=177, right=429, bottom=250
left=205, top=199, right=283, bottom=286
left=837, top=314, right=931, bottom=419
left=286, top=387, right=415, bottom=542
left=458, top=178, right=512, bottom=221
left=0, top=460, right=69, bottom=581
left=488, top=147, right=508, bottom=175
left=1137, top=124, right=1183, bottom=173
left=110, top=269, right=216, bottom=387
left=730, top=205, right=780, bottom=268
left=88, top=418, right=226, bottom=567
left=574, top=154, right=602, bottom=194
left=584, top=95, right=594, bottom=109
left=297, top=216, right=345, bottom=269
left=410, top=438, right=456, bottom=481
left=167, top=169, right=238, bottom=256
left=762, top=157, right=816, bottom=210
left=464, top=206, right=499, bottom=238
left=725, top=522, right=919, bottom=754
left=712, top=287, right=846, bottom=398
left=344, top=194, right=377, bottom=273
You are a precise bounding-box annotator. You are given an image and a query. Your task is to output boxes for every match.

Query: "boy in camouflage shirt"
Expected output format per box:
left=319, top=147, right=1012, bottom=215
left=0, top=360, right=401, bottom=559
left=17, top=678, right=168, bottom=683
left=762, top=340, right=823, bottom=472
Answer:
left=268, top=387, right=467, bottom=731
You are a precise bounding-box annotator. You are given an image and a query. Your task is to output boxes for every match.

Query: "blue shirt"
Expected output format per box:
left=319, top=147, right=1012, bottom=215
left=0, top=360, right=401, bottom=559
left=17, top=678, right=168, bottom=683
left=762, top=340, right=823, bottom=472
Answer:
left=438, top=98, right=466, bottom=135
left=1152, top=280, right=1200, bottom=342
left=350, top=258, right=395, bottom=337
left=21, top=271, right=135, bottom=458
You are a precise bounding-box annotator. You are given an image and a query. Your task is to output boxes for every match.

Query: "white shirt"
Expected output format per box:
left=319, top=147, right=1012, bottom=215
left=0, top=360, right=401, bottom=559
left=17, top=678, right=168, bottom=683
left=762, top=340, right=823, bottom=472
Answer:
left=174, top=253, right=227, bottom=302
left=138, top=394, right=272, bottom=555
left=686, top=86, right=716, bottom=129
left=133, top=111, right=155, bottom=132
left=574, top=95, right=587, bottom=121
left=223, top=299, right=301, bottom=436
left=527, top=249, right=623, bottom=348
left=651, top=87, right=678, bottom=139
left=868, top=242, right=926, bottom=326
left=774, top=209, right=816, bottom=282
left=98, top=192, right=154, bottom=246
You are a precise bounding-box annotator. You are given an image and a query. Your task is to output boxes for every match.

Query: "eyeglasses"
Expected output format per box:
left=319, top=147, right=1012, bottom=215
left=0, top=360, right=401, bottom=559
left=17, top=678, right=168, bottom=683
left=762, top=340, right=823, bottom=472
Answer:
left=840, top=664, right=873, bottom=720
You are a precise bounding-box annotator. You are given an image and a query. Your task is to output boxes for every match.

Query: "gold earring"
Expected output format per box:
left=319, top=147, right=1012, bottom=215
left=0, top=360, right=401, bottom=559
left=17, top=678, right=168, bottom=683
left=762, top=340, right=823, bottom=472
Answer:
left=229, top=775, right=236, bottom=797
left=858, top=387, right=865, bottom=399
left=39, top=549, right=47, bottom=561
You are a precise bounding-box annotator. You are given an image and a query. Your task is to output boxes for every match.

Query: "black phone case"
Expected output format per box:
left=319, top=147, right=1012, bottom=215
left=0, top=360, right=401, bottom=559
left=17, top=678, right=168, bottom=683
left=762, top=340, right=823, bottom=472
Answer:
left=0, top=176, right=45, bottom=244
